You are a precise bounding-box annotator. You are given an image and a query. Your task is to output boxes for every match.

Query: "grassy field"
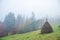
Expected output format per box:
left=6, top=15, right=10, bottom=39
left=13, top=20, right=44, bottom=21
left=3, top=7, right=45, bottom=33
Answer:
left=0, top=25, right=60, bottom=40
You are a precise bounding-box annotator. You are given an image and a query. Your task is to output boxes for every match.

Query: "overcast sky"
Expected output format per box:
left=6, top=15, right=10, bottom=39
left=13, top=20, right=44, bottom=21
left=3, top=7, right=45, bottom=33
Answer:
left=0, top=0, right=60, bottom=22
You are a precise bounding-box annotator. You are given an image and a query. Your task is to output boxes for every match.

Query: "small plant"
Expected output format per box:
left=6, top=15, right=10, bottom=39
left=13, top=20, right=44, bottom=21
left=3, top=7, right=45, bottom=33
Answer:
left=58, top=25, right=60, bottom=27
left=56, top=35, right=60, bottom=40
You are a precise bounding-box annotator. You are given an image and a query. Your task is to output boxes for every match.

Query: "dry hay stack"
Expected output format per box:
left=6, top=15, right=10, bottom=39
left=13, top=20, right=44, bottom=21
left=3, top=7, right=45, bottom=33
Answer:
left=41, top=21, right=53, bottom=34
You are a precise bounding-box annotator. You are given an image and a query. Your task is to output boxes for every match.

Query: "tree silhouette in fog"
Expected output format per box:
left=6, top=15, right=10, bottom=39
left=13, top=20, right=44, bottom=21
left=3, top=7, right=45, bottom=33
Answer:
left=4, top=12, right=16, bottom=33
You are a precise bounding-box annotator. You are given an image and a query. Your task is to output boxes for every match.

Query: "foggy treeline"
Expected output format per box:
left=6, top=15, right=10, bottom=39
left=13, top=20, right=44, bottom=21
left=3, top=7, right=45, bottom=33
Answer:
left=0, top=12, right=44, bottom=37
left=0, top=12, right=60, bottom=37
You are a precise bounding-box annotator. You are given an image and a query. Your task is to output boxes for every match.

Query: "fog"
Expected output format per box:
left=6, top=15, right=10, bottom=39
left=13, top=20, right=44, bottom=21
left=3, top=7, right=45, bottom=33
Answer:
left=0, top=0, right=60, bottom=22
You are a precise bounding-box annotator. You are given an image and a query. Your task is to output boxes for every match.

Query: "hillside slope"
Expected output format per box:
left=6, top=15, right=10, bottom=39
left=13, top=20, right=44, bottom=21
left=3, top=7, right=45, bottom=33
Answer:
left=0, top=25, right=60, bottom=40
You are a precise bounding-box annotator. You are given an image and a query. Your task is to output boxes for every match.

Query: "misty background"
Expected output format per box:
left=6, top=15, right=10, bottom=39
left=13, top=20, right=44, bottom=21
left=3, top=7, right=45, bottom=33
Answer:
left=0, top=0, right=60, bottom=22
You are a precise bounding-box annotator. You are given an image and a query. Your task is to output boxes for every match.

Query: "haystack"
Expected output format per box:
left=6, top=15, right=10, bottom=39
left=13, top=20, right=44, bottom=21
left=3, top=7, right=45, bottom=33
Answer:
left=41, top=20, right=53, bottom=34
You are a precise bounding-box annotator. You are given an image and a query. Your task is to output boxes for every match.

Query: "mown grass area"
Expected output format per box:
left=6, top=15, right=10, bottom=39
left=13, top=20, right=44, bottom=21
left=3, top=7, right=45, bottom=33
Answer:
left=0, top=25, right=60, bottom=40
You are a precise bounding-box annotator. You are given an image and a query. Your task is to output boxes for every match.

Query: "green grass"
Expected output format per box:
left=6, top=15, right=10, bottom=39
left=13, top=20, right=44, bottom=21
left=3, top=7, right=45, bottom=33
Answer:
left=0, top=25, right=60, bottom=40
